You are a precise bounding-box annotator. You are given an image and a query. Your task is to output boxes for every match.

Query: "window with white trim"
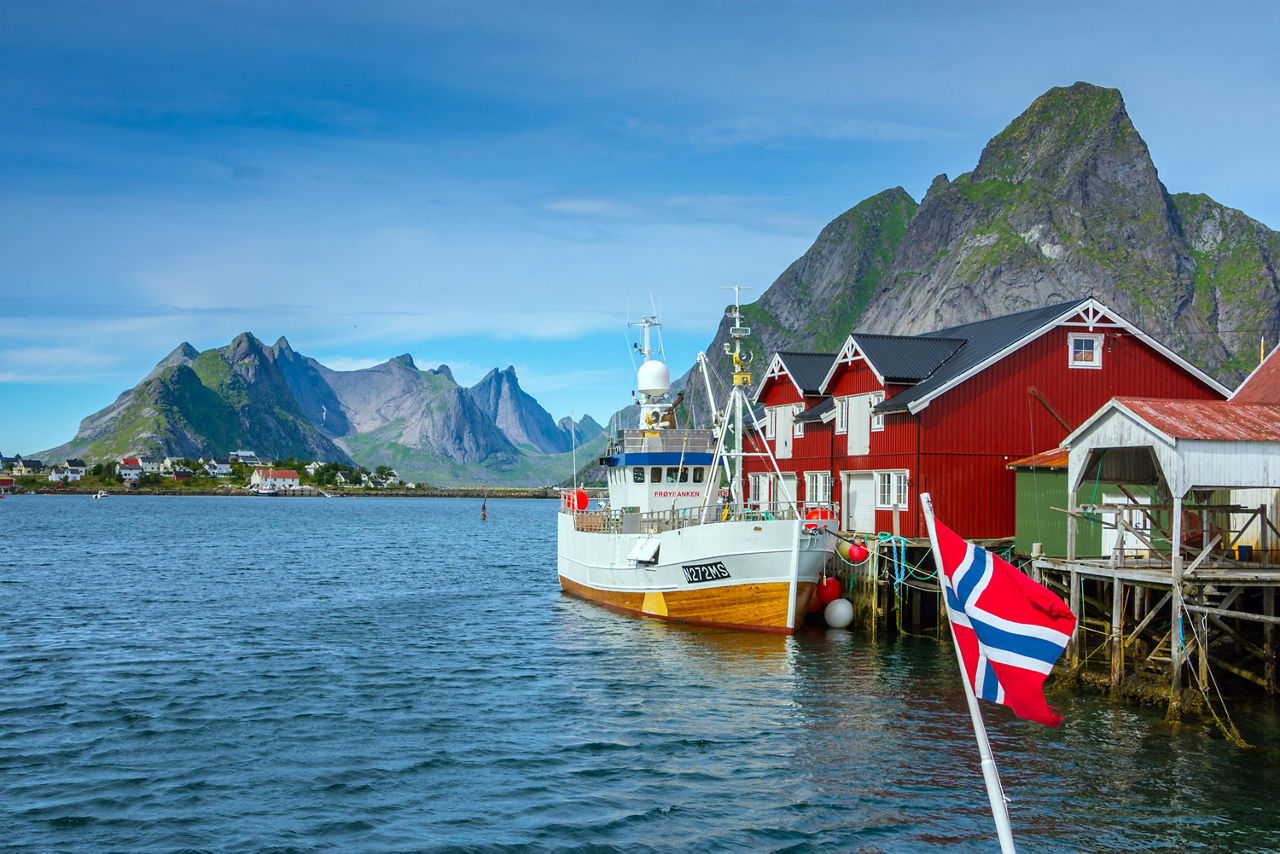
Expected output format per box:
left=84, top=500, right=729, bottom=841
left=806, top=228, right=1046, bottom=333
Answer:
left=764, top=407, right=775, bottom=439
left=1069, top=333, right=1104, bottom=369
left=750, top=472, right=773, bottom=508
left=805, top=471, right=831, bottom=505
left=875, top=470, right=909, bottom=509
left=870, top=391, right=885, bottom=431
left=834, top=396, right=848, bottom=434
left=792, top=404, right=804, bottom=438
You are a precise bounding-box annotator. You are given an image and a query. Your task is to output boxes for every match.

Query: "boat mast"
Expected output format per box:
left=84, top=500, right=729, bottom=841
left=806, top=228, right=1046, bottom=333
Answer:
left=723, top=287, right=752, bottom=512
left=629, top=314, right=671, bottom=430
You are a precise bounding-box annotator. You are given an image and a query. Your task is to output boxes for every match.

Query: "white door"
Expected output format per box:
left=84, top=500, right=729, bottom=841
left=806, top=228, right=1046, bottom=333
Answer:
left=843, top=472, right=875, bottom=533
left=847, top=394, right=870, bottom=456
left=777, top=473, right=798, bottom=511
left=775, top=406, right=793, bottom=459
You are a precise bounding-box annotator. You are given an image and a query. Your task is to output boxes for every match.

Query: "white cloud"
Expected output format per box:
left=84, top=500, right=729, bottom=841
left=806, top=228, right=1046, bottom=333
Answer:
left=0, top=345, right=122, bottom=384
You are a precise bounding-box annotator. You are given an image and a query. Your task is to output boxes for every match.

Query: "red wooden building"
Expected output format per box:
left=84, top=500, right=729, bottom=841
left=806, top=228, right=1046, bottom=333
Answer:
left=745, top=298, right=1230, bottom=540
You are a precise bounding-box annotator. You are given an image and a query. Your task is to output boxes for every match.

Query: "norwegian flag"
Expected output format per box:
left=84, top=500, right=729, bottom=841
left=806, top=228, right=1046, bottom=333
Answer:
left=934, top=518, right=1076, bottom=727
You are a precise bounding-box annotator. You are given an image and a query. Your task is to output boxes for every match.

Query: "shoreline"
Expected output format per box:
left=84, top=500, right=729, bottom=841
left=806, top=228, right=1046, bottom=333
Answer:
left=10, top=486, right=559, bottom=500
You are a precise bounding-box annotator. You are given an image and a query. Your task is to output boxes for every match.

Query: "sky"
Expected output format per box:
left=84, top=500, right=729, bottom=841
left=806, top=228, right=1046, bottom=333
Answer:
left=3, top=0, right=1278, bottom=455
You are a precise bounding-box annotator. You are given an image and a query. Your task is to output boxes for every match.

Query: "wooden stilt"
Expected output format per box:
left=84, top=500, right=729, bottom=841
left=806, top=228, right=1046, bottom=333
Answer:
left=1265, top=586, right=1277, bottom=696
left=1170, top=494, right=1185, bottom=716
left=1069, top=569, right=1082, bottom=669
left=1111, top=578, right=1124, bottom=690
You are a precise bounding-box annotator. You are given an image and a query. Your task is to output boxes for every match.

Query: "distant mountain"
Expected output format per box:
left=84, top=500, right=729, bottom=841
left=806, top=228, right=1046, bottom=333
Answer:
left=49, top=333, right=351, bottom=465
left=470, top=366, right=599, bottom=453
left=681, top=82, right=1278, bottom=422
left=40, top=336, right=607, bottom=487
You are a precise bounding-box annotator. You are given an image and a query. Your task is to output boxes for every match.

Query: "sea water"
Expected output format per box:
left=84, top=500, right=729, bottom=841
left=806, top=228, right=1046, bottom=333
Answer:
left=2, top=495, right=1278, bottom=852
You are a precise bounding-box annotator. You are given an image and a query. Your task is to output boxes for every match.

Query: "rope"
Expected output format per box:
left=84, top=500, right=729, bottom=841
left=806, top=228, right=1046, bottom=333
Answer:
left=1179, top=604, right=1264, bottom=752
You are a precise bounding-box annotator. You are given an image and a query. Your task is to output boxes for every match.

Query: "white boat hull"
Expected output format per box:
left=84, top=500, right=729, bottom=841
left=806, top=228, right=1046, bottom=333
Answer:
left=557, top=513, right=831, bottom=633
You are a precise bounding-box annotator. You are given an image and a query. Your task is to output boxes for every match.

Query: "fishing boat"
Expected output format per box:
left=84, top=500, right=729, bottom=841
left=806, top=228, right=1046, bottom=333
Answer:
left=556, top=295, right=836, bottom=633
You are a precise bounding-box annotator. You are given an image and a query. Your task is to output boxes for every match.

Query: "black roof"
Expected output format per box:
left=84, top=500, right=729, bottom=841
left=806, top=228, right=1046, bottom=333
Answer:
left=852, top=333, right=964, bottom=384
left=796, top=397, right=835, bottom=423
left=774, top=352, right=836, bottom=395
left=874, top=298, right=1090, bottom=413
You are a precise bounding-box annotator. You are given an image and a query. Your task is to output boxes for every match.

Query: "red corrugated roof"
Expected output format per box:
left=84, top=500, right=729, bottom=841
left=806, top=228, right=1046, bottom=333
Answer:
left=1115, top=397, right=1280, bottom=441
left=257, top=469, right=300, bottom=479
left=1007, top=447, right=1070, bottom=469
left=1231, top=345, right=1280, bottom=404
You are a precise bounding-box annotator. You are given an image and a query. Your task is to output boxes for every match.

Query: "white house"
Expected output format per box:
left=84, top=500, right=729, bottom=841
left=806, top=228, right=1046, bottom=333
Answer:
left=204, top=458, right=232, bottom=478
left=250, top=468, right=301, bottom=491
left=47, top=466, right=82, bottom=483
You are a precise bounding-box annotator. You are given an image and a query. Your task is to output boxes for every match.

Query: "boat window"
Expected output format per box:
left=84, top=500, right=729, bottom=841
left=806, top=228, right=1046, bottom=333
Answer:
left=692, top=467, right=705, bottom=483
left=633, top=467, right=645, bottom=484
left=679, top=467, right=689, bottom=483
left=651, top=467, right=662, bottom=483
left=666, top=467, right=679, bottom=483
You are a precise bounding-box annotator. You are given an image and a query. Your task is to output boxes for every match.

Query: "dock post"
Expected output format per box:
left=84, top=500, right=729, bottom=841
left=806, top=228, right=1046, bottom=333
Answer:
left=1068, top=569, right=1081, bottom=669
left=1265, top=586, right=1276, bottom=696
left=1170, top=494, right=1185, bottom=717
left=1067, top=493, right=1077, bottom=561
left=1110, top=577, right=1123, bottom=691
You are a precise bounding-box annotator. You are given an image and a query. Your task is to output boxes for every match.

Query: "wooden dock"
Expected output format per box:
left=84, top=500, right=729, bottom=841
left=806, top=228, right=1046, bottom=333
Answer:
left=831, top=500, right=1279, bottom=720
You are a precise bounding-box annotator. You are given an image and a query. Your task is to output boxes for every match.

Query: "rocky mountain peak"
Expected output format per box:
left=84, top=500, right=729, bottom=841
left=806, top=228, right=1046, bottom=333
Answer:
left=143, top=341, right=200, bottom=382
left=676, top=79, right=1276, bottom=423
left=972, top=82, right=1142, bottom=187
left=226, top=332, right=266, bottom=363
left=390, top=353, right=417, bottom=370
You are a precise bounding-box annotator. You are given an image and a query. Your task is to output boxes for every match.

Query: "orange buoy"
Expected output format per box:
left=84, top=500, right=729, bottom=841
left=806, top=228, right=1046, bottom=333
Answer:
left=816, top=576, right=842, bottom=605
left=803, top=507, right=835, bottom=529
left=837, top=539, right=869, bottom=564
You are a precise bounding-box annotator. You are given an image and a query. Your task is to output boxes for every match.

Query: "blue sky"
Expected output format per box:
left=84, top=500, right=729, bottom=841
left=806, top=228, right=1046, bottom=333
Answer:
left=3, top=0, right=1278, bottom=456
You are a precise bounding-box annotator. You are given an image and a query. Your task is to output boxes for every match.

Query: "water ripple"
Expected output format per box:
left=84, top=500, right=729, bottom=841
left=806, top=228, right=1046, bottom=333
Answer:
left=2, top=495, right=1278, bottom=851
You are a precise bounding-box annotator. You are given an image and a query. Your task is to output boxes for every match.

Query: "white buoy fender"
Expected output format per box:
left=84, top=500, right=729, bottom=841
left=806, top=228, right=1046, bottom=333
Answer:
left=824, top=598, right=854, bottom=629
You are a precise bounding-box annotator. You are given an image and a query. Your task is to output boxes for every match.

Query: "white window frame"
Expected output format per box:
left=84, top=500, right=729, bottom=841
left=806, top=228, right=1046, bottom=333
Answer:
left=834, top=396, right=848, bottom=434
left=792, top=403, right=804, bottom=438
left=870, top=391, right=885, bottom=431
left=764, top=407, right=776, bottom=439
left=1069, top=332, right=1104, bottom=369
left=750, top=472, right=773, bottom=509
left=875, top=470, right=909, bottom=510
left=804, top=471, right=831, bottom=505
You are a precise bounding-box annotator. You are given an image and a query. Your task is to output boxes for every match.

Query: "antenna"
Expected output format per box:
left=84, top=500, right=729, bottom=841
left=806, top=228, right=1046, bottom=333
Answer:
left=570, top=410, right=578, bottom=489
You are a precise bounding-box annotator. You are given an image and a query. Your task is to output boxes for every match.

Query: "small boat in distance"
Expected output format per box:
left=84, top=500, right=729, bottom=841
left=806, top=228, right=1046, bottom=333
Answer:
left=252, top=485, right=278, bottom=496
left=93, top=490, right=108, bottom=499
left=556, top=294, right=836, bottom=633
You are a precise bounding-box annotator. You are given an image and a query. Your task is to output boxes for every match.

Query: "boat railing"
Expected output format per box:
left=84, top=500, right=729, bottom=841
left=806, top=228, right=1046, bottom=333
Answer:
left=562, top=491, right=837, bottom=534
left=609, top=429, right=715, bottom=456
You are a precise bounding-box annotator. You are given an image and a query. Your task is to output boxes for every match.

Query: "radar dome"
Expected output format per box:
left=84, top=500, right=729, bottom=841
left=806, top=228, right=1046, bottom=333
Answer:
left=636, top=359, right=670, bottom=398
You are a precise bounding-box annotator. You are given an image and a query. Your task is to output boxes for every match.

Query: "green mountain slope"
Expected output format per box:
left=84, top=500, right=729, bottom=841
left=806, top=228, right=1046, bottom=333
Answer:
left=690, top=82, right=1277, bottom=410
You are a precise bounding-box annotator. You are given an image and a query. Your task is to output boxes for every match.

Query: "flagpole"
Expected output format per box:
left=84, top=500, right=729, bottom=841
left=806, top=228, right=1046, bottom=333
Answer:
left=921, top=492, right=1017, bottom=854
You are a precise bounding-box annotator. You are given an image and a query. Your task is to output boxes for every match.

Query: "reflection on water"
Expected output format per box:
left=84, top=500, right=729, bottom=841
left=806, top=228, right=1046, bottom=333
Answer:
left=2, top=495, right=1278, bottom=851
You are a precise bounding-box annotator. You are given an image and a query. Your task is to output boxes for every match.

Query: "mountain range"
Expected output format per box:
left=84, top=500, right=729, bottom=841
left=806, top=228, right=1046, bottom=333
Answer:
left=681, top=81, right=1278, bottom=422
left=39, top=81, right=1279, bottom=483
left=40, top=334, right=604, bottom=487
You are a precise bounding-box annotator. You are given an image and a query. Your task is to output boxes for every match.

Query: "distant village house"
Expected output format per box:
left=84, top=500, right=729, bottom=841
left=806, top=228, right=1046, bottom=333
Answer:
left=250, top=468, right=301, bottom=491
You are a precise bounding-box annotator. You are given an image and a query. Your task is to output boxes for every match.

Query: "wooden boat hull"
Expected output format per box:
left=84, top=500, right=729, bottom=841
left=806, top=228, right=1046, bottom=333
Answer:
left=557, top=514, right=830, bottom=633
